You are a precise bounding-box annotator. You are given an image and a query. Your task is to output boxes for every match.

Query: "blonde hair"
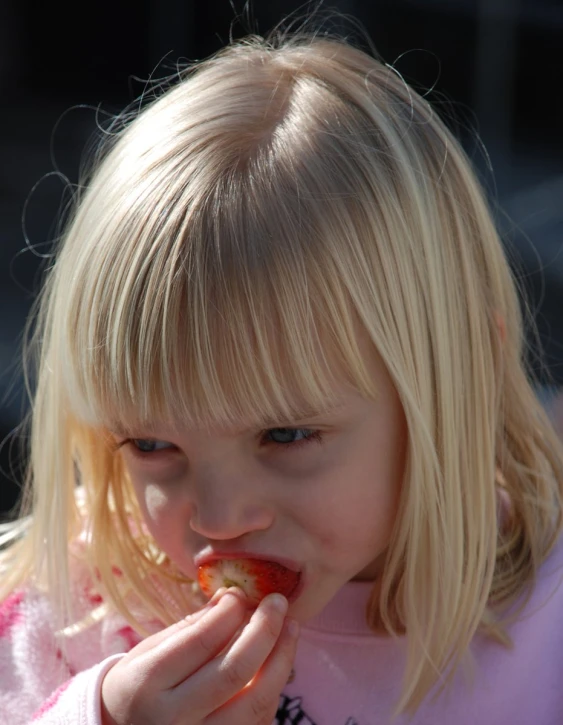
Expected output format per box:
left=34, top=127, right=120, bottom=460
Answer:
left=2, top=29, right=563, bottom=716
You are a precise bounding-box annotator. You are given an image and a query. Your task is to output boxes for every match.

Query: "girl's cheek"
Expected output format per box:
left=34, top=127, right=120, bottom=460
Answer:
left=144, top=483, right=171, bottom=522
left=136, top=480, right=188, bottom=534
left=131, top=481, right=188, bottom=557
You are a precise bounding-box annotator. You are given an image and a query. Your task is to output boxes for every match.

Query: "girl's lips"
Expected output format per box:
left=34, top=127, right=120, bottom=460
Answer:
left=287, top=571, right=305, bottom=604
left=194, top=550, right=302, bottom=574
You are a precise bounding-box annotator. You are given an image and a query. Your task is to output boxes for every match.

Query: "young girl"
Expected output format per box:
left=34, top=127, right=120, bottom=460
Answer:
left=1, top=25, right=563, bottom=725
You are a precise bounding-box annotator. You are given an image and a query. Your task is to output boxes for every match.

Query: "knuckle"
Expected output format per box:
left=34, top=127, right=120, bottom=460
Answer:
left=194, top=624, right=220, bottom=657
left=221, top=656, right=249, bottom=690
left=125, top=672, right=168, bottom=718
left=250, top=691, right=276, bottom=720
left=223, top=660, right=249, bottom=688
left=251, top=692, right=272, bottom=722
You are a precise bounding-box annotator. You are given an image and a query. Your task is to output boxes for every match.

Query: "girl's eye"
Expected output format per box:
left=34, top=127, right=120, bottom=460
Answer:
left=115, top=429, right=323, bottom=458
left=131, top=439, right=175, bottom=453
left=261, top=428, right=322, bottom=448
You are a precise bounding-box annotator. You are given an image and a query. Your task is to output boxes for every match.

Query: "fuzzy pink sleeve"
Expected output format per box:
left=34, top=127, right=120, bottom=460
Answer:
left=0, top=588, right=125, bottom=725
left=28, top=655, right=123, bottom=725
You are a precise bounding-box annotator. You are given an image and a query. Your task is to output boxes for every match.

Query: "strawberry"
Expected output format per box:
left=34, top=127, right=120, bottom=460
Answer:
left=197, top=558, right=300, bottom=606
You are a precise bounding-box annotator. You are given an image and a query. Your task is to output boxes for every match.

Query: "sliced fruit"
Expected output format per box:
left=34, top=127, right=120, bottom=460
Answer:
left=197, top=558, right=300, bottom=606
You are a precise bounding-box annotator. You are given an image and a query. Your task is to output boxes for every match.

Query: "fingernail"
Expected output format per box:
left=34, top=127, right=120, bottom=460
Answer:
left=265, top=593, right=288, bottom=614
left=221, top=586, right=246, bottom=602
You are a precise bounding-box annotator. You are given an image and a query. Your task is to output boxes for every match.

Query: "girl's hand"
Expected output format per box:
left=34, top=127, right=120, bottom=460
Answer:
left=100, top=587, right=299, bottom=725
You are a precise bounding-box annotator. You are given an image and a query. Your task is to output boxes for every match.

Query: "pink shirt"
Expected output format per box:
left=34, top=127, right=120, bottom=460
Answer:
left=283, top=538, right=563, bottom=724
left=2, top=537, right=563, bottom=724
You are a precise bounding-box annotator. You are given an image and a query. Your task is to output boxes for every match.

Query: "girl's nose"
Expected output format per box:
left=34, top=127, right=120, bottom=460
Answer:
left=188, top=472, right=274, bottom=540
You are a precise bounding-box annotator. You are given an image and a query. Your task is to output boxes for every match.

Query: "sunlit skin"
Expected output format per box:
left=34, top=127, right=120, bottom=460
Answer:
left=113, top=352, right=408, bottom=623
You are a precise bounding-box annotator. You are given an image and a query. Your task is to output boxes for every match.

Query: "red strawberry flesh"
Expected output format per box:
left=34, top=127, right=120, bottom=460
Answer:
left=197, top=558, right=300, bottom=606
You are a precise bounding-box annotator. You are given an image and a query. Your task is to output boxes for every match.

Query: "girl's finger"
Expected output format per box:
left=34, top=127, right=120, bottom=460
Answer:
left=138, top=589, right=248, bottom=689
left=173, top=593, right=289, bottom=717
left=207, top=617, right=299, bottom=725
left=120, top=586, right=230, bottom=661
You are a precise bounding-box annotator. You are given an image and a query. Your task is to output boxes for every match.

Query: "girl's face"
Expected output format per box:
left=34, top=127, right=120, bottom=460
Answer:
left=114, top=351, right=407, bottom=622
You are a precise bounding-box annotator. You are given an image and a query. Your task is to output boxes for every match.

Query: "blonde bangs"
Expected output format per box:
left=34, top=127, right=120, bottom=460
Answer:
left=57, top=153, right=379, bottom=437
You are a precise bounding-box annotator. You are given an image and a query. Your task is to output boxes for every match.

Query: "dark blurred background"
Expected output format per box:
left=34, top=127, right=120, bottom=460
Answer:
left=1, top=0, right=562, bottom=518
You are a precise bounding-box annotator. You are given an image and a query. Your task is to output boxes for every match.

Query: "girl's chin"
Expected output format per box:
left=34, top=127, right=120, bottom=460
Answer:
left=287, top=586, right=336, bottom=622
left=352, top=553, right=385, bottom=581
left=287, top=600, right=318, bottom=623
